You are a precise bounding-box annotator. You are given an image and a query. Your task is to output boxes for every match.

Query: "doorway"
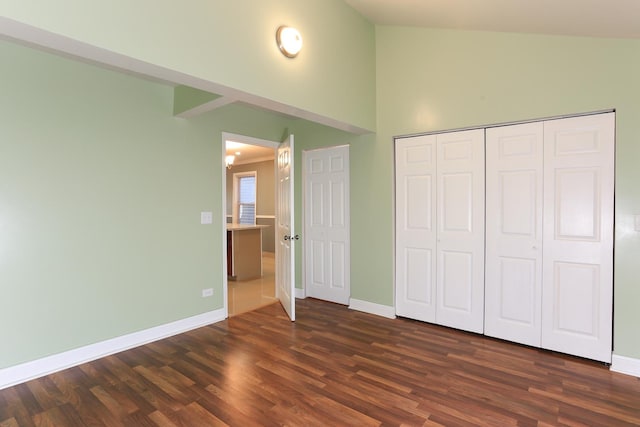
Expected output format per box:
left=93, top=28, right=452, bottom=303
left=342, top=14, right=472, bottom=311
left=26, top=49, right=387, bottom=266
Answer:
left=223, top=133, right=279, bottom=317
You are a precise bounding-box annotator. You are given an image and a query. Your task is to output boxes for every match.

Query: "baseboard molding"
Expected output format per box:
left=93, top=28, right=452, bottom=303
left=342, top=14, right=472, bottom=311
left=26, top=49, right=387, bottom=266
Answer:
left=295, top=288, right=306, bottom=299
left=349, top=298, right=396, bottom=319
left=611, top=354, right=640, bottom=378
left=0, top=308, right=226, bottom=391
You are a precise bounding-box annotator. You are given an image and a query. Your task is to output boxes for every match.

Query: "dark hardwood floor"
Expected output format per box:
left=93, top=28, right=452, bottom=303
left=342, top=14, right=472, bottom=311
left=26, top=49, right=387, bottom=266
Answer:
left=1, top=298, right=639, bottom=426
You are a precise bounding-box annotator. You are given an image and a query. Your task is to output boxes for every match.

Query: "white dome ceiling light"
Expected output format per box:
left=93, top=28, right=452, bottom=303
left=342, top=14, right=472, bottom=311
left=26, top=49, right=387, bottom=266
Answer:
left=276, top=26, right=303, bottom=58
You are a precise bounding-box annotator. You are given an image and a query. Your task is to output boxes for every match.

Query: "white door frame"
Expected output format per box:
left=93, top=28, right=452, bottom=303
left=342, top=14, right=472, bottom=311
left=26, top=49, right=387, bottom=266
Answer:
left=221, top=132, right=279, bottom=318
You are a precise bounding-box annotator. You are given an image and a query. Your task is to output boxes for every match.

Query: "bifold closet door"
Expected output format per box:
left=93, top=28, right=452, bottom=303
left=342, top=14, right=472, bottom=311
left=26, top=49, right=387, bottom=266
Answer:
left=485, top=123, right=544, bottom=347
left=541, top=113, right=614, bottom=363
left=395, top=135, right=437, bottom=323
left=435, top=129, right=485, bottom=333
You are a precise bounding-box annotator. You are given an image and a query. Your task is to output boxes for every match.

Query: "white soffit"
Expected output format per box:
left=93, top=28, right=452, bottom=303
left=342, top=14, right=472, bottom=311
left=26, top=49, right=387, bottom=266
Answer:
left=0, top=17, right=373, bottom=135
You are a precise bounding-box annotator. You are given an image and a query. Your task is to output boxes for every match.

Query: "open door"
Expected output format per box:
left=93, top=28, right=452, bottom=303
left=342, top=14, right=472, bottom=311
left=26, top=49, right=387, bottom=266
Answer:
left=276, top=134, right=295, bottom=320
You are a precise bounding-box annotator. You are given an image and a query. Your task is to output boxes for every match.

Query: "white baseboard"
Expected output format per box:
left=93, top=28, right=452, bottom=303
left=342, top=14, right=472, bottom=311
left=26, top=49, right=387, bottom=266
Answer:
left=349, top=298, right=396, bottom=319
left=0, top=308, right=226, bottom=391
left=611, top=354, right=640, bottom=378
left=295, top=288, right=306, bottom=299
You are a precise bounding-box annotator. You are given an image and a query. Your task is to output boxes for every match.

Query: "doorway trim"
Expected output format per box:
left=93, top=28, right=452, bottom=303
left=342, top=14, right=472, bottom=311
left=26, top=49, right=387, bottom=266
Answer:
left=221, top=132, right=280, bottom=318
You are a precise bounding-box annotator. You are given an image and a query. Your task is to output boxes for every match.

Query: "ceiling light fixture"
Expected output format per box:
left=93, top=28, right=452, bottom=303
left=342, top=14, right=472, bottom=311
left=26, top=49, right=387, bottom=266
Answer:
left=276, top=26, right=303, bottom=58
left=225, top=155, right=235, bottom=169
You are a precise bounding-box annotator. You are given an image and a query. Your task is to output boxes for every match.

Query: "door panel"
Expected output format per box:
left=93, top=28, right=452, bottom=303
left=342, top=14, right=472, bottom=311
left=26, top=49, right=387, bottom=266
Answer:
left=441, top=173, right=472, bottom=232
left=330, top=242, right=346, bottom=290
left=555, top=168, right=600, bottom=240
left=485, top=123, right=543, bottom=346
left=500, top=171, right=537, bottom=235
left=436, top=129, right=485, bottom=333
left=405, top=247, right=433, bottom=304
left=498, top=257, right=536, bottom=323
left=331, top=180, right=346, bottom=227
left=310, top=181, right=324, bottom=227
left=276, top=135, right=295, bottom=321
left=395, top=135, right=437, bottom=322
left=304, top=145, right=350, bottom=305
left=553, top=261, right=600, bottom=335
left=311, top=239, right=325, bottom=284
left=441, top=250, right=473, bottom=311
left=406, top=176, right=433, bottom=229
left=542, top=113, right=614, bottom=363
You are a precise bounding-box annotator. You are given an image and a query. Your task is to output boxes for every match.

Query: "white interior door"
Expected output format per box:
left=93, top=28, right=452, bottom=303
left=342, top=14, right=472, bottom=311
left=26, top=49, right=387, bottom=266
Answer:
left=541, top=113, right=614, bottom=363
left=304, top=145, right=350, bottom=304
left=395, top=135, right=437, bottom=322
left=436, top=129, right=485, bottom=333
left=276, top=135, right=295, bottom=321
left=485, top=123, right=544, bottom=346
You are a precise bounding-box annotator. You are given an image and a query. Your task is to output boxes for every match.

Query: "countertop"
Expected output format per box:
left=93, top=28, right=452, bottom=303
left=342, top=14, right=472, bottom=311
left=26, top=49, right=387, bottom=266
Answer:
left=227, top=223, right=271, bottom=231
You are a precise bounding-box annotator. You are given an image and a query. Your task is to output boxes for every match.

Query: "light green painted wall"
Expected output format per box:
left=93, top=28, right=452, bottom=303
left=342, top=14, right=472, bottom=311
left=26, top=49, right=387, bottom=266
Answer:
left=4, top=2, right=639, bottom=370
left=373, top=27, right=640, bottom=359
left=0, top=0, right=376, bottom=132
left=173, top=86, right=221, bottom=116
left=287, top=121, right=376, bottom=300
left=0, top=40, right=295, bottom=368
left=289, top=126, right=390, bottom=305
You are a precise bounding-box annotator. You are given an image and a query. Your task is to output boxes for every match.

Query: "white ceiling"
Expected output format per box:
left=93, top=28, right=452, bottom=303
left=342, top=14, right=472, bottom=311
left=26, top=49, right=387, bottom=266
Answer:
left=226, top=141, right=275, bottom=165
left=344, top=0, right=640, bottom=39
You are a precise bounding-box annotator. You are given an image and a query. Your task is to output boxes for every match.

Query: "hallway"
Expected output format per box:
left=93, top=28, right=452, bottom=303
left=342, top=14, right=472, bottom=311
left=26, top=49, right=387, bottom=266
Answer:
left=227, top=252, right=276, bottom=316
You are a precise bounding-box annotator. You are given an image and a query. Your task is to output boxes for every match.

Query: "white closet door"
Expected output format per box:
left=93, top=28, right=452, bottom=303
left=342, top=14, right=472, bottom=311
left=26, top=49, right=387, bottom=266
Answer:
left=485, top=123, right=544, bottom=346
left=436, top=129, right=485, bottom=333
left=542, top=113, right=614, bottom=363
left=395, top=135, right=437, bottom=322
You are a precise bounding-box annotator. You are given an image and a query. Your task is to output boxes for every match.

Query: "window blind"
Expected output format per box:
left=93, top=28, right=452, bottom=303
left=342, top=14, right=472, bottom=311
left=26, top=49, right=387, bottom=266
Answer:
left=238, top=175, right=256, bottom=224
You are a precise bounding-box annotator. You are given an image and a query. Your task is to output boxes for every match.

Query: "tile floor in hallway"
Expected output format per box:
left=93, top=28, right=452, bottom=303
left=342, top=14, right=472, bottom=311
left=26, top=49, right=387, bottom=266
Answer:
left=227, top=252, right=277, bottom=316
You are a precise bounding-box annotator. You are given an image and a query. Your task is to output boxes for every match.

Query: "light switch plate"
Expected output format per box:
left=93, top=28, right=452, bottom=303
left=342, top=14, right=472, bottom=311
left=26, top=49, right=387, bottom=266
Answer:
left=635, top=214, right=640, bottom=232
left=201, top=211, right=213, bottom=224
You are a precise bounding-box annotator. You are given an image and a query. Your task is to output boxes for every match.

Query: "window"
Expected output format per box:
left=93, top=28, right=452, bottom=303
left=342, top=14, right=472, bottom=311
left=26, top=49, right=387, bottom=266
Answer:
left=233, top=172, right=257, bottom=225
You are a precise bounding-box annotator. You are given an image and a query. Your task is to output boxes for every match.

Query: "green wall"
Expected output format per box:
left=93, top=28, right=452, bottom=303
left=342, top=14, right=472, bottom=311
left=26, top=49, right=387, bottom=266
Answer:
left=0, top=0, right=379, bottom=369
left=3, top=2, right=640, bottom=371
left=288, top=122, right=374, bottom=300
left=0, top=0, right=376, bottom=132
left=373, top=27, right=640, bottom=359
left=0, top=40, right=297, bottom=368
left=0, top=37, right=365, bottom=369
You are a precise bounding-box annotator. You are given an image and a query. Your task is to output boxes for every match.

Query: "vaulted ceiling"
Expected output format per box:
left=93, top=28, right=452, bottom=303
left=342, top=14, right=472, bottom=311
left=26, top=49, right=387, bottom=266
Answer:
left=344, top=0, right=640, bottom=39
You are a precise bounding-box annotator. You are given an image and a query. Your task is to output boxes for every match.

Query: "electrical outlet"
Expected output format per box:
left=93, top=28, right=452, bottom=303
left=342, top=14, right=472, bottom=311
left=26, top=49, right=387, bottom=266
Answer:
left=202, top=288, right=213, bottom=297
left=635, top=214, right=640, bottom=232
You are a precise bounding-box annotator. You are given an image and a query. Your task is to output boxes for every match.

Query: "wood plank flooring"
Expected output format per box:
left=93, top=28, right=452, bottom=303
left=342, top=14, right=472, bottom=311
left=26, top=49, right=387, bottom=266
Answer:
left=1, top=298, right=639, bottom=426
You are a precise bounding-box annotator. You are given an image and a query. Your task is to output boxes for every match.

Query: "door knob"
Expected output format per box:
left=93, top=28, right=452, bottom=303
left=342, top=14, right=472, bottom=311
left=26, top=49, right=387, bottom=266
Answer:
left=293, top=234, right=300, bottom=240
left=283, top=235, right=290, bottom=241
